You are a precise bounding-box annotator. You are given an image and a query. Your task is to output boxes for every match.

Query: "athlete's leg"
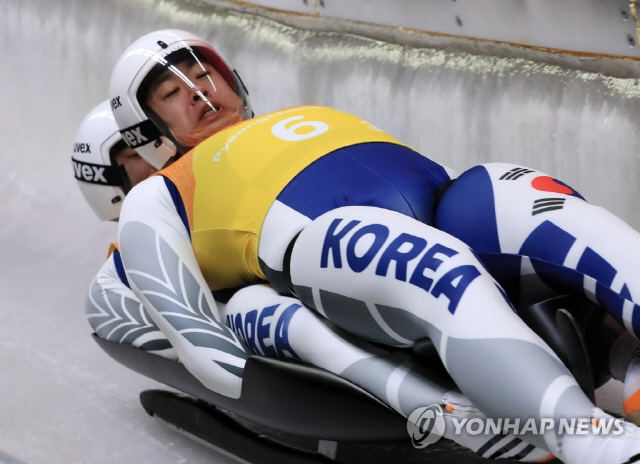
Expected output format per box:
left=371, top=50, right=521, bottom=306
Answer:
left=436, top=162, right=640, bottom=337
left=284, top=205, right=640, bottom=464
left=224, top=283, right=553, bottom=461
left=435, top=162, right=640, bottom=420
left=479, top=253, right=563, bottom=309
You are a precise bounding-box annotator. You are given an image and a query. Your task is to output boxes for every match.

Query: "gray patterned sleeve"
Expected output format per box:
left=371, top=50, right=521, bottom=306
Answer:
left=118, top=177, right=250, bottom=398
left=85, top=252, right=177, bottom=360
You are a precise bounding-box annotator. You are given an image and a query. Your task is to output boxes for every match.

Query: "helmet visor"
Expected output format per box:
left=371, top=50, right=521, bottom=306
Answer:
left=134, top=46, right=247, bottom=152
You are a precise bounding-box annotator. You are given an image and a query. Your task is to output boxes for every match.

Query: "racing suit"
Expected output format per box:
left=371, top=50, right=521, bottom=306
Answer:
left=117, top=105, right=640, bottom=461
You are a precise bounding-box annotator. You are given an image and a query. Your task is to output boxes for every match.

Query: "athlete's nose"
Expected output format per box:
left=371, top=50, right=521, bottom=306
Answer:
left=191, top=85, right=209, bottom=103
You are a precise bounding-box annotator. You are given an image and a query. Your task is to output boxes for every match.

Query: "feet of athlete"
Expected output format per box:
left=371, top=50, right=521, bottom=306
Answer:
left=561, top=408, right=640, bottom=464
left=603, top=325, right=640, bottom=424
left=624, top=347, right=640, bottom=425
left=440, top=391, right=555, bottom=462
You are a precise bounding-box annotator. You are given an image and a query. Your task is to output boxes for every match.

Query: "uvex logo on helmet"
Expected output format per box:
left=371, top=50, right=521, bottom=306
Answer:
left=119, top=121, right=163, bottom=149
left=73, top=142, right=91, bottom=154
left=72, top=158, right=124, bottom=186
left=111, top=96, right=122, bottom=110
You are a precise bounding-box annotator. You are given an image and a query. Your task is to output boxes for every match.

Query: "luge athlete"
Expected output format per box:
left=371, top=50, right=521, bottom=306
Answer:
left=71, top=38, right=543, bottom=460
left=72, top=101, right=175, bottom=358
left=109, top=29, right=640, bottom=463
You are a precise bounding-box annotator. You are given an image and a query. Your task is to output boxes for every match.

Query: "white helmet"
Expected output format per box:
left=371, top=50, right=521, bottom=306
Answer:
left=72, top=100, right=130, bottom=221
left=109, top=29, right=252, bottom=168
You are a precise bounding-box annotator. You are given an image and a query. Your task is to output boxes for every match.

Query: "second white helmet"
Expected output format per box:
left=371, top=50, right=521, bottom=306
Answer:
left=72, top=100, right=130, bottom=221
left=109, top=29, right=252, bottom=169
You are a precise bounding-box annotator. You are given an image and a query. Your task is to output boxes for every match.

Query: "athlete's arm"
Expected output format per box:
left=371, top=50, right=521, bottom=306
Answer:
left=85, top=247, right=177, bottom=360
left=118, top=176, right=250, bottom=398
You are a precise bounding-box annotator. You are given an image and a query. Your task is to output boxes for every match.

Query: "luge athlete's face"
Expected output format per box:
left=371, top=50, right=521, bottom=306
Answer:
left=112, top=145, right=156, bottom=189
left=145, top=60, right=244, bottom=149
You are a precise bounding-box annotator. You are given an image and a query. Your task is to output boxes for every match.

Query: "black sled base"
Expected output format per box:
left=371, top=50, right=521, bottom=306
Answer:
left=92, top=334, right=407, bottom=442
left=140, top=389, right=337, bottom=463
left=92, top=295, right=602, bottom=463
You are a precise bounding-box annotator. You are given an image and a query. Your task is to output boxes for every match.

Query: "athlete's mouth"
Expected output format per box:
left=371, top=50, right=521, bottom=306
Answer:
left=201, top=105, right=221, bottom=120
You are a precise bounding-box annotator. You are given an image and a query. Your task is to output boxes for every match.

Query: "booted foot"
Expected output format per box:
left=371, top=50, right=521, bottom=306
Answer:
left=562, top=408, right=640, bottom=464
left=440, top=391, right=555, bottom=462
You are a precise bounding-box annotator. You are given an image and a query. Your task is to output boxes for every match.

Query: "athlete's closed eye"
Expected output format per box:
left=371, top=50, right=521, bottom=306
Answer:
left=163, top=87, right=179, bottom=99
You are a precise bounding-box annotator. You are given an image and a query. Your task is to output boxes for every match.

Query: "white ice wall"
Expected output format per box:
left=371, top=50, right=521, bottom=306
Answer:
left=1, top=0, right=636, bottom=462
left=232, top=0, right=640, bottom=58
